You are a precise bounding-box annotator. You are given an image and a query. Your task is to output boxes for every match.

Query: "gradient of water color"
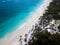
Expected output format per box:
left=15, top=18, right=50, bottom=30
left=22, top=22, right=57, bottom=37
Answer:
left=0, top=0, right=44, bottom=38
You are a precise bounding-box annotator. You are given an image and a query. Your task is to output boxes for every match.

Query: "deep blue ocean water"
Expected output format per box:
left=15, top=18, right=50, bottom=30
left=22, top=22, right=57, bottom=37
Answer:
left=0, top=0, right=44, bottom=38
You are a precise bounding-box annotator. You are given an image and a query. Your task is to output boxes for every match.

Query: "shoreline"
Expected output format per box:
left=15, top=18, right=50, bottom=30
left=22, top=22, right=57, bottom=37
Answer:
left=0, top=0, right=52, bottom=45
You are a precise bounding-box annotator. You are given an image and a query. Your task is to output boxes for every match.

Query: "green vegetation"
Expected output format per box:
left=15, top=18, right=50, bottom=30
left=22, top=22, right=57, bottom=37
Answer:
left=58, top=25, right=60, bottom=31
left=44, top=0, right=60, bottom=20
left=28, top=29, right=60, bottom=45
left=28, top=0, right=60, bottom=45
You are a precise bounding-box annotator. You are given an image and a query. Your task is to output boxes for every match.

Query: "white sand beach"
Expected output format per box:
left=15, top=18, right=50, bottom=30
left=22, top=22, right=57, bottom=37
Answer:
left=0, top=0, right=52, bottom=45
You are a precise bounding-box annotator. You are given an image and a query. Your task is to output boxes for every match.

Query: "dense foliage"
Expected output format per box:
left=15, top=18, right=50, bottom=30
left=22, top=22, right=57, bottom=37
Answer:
left=28, top=0, right=60, bottom=45
left=28, top=26, right=60, bottom=45
left=28, top=29, right=60, bottom=45
left=44, top=0, right=60, bottom=20
left=58, top=25, right=60, bottom=31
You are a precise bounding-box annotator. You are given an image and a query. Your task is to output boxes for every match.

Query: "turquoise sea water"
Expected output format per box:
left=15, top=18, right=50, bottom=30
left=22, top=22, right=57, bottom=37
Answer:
left=0, top=0, right=44, bottom=38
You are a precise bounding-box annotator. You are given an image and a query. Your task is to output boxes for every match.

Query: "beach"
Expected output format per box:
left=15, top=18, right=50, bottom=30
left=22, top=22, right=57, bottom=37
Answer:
left=0, top=0, right=52, bottom=45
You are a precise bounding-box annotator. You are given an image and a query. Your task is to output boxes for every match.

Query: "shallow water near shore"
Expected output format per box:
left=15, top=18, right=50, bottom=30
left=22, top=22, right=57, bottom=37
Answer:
left=0, top=0, right=44, bottom=39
